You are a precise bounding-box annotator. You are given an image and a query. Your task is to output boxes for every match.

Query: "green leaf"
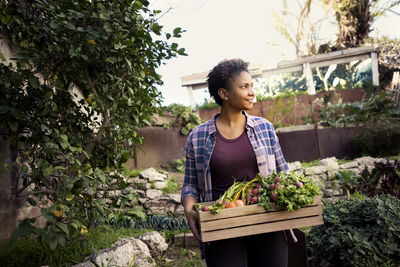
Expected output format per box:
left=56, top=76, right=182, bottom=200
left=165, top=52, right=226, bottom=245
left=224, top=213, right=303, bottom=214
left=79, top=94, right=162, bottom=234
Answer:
left=0, top=105, right=9, bottom=114
left=12, top=222, right=35, bottom=237
left=8, top=121, right=18, bottom=132
left=106, top=57, right=117, bottom=63
left=173, top=27, right=182, bottom=37
left=64, top=23, right=76, bottom=30
left=0, top=53, right=6, bottom=62
left=56, top=222, right=69, bottom=236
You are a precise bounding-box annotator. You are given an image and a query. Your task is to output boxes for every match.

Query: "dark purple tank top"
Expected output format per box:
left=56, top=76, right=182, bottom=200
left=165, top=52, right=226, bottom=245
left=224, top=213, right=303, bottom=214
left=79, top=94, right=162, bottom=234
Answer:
left=210, top=127, right=259, bottom=200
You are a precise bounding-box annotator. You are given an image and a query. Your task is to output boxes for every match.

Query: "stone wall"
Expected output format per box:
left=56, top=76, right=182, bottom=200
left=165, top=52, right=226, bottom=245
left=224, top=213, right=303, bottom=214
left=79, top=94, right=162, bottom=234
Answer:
left=287, top=156, right=384, bottom=203
left=124, top=156, right=385, bottom=216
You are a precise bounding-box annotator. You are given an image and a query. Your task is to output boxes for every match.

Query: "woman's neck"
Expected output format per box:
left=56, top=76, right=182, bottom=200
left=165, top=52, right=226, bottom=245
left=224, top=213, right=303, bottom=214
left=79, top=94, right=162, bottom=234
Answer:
left=215, top=108, right=246, bottom=139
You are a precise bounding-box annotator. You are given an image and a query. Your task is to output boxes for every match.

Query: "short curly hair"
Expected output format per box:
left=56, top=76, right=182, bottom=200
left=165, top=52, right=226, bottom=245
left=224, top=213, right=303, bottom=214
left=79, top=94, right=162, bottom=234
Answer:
left=207, top=58, right=249, bottom=106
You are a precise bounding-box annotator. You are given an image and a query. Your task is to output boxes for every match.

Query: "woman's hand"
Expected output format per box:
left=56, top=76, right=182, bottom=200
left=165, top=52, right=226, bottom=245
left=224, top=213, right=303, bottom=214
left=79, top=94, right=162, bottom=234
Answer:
left=182, top=196, right=201, bottom=241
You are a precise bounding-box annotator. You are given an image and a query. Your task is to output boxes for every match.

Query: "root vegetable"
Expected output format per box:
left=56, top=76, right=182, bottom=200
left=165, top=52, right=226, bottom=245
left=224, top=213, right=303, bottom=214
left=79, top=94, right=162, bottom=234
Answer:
left=251, top=188, right=259, bottom=196
left=251, top=196, right=258, bottom=204
left=269, top=184, right=276, bottom=190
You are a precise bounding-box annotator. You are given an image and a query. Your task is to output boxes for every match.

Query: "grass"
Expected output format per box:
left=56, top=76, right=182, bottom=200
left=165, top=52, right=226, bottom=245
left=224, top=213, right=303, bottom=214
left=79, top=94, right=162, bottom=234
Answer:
left=301, top=158, right=351, bottom=168
left=0, top=226, right=151, bottom=267
left=0, top=226, right=199, bottom=267
left=123, top=168, right=143, bottom=178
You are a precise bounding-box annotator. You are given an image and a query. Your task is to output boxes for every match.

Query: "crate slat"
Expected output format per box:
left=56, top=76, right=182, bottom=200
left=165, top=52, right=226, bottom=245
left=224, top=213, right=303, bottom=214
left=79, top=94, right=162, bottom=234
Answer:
left=197, top=196, right=323, bottom=242
left=201, top=214, right=324, bottom=242
left=201, top=204, right=322, bottom=231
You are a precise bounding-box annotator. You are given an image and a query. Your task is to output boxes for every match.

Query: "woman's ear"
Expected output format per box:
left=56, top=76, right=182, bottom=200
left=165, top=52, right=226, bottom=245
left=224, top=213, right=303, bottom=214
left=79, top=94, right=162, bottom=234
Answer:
left=218, top=88, right=228, bottom=102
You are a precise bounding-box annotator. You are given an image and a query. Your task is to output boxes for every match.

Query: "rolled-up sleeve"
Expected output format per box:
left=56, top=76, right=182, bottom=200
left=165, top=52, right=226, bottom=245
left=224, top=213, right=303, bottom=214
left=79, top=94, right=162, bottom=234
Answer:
left=181, top=135, right=200, bottom=202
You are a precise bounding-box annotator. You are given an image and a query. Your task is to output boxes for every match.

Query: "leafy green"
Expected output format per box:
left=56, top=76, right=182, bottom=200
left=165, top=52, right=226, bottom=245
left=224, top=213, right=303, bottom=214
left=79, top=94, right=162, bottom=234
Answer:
left=308, top=194, right=400, bottom=266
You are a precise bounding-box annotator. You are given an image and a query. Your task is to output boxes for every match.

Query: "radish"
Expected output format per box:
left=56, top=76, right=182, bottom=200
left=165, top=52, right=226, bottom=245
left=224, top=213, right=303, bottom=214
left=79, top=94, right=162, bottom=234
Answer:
left=277, top=183, right=283, bottom=190
left=296, top=181, right=303, bottom=188
left=275, top=177, right=280, bottom=183
left=269, top=184, right=276, bottom=190
left=271, top=192, right=277, bottom=200
left=202, top=206, right=209, bottom=211
left=251, top=196, right=258, bottom=203
left=251, top=188, right=259, bottom=195
left=255, top=184, right=262, bottom=189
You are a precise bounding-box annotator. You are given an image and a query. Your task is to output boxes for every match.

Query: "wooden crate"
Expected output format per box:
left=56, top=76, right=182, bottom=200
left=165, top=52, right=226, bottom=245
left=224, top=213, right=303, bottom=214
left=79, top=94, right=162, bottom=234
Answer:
left=197, top=196, right=323, bottom=242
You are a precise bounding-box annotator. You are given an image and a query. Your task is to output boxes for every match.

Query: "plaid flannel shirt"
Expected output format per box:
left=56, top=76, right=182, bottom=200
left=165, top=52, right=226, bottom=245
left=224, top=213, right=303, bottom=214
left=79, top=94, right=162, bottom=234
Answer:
left=181, top=111, right=289, bottom=203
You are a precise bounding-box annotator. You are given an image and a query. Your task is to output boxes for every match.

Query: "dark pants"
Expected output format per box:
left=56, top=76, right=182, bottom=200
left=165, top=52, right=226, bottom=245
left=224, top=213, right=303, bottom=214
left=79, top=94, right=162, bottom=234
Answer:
left=204, top=231, right=288, bottom=267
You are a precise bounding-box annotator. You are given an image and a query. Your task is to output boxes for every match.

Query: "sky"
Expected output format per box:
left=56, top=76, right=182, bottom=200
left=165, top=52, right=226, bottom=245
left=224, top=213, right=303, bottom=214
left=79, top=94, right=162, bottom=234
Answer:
left=150, top=0, right=400, bottom=107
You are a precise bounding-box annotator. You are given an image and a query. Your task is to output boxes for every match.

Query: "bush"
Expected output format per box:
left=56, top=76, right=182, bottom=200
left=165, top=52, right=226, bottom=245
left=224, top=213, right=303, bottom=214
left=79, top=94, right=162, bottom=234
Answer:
left=307, top=195, right=400, bottom=267
left=352, top=120, right=400, bottom=157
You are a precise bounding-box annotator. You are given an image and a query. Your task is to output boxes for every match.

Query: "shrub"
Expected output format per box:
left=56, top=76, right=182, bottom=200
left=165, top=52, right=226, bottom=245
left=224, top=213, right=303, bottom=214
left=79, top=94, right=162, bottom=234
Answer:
left=308, top=194, right=400, bottom=267
left=352, top=120, right=400, bottom=157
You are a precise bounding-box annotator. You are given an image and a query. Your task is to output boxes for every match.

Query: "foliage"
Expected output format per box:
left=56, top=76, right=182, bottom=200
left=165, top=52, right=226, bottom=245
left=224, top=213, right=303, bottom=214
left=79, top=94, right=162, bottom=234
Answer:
left=258, top=172, right=321, bottom=211
left=170, top=157, right=186, bottom=174
left=320, top=0, right=400, bottom=48
left=365, top=36, right=400, bottom=89
left=333, top=160, right=400, bottom=199
left=197, top=99, right=219, bottom=110
left=314, top=90, right=399, bottom=127
left=163, top=104, right=203, bottom=135
left=123, top=168, right=143, bottom=178
left=352, top=120, right=400, bottom=157
left=161, top=177, right=179, bottom=195
left=308, top=194, right=400, bottom=266
left=0, top=0, right=185, bottom=250
left=0, top=227, right=151, bottom=267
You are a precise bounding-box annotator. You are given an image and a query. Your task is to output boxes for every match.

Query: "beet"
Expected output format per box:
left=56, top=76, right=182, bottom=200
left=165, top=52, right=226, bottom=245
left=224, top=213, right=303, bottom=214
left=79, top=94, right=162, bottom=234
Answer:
left=271, top=192, right=277, bottom=200
left=296, top=181, right=303, bottom=188
left=269, top=184, right=276, bottom=190
left=251, top=196, right=258, bottom=203
left=251, top=188, right=259, bottom=195
left=202, top=206, right=209, bottom=211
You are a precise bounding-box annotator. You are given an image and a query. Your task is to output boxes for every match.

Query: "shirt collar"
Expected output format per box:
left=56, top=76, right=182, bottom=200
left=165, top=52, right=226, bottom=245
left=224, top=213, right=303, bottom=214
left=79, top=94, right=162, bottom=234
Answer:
left=208, top=110, right=256, bottom=135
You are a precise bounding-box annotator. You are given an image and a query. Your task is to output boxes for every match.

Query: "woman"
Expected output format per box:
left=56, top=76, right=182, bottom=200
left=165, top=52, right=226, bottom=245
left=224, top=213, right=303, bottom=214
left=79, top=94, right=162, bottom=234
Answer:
left=181, top=58, right=290, bottom=266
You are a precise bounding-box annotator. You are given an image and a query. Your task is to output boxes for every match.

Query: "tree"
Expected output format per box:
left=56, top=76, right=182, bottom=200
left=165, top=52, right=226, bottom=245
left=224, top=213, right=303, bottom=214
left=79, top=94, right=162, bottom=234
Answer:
left=321, top=0, right=400, bottom=48
left=0, top=0, right=185, bottom=249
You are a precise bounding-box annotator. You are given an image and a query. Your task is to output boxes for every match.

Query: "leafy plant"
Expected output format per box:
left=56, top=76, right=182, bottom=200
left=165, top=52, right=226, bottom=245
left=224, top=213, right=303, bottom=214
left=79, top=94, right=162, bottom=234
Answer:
left=163, top=104, right=203, bottom=135
left=308, top=194, right=400, bottom=267
left=171, top=157, right=186, bottom=173
left=161, top=177, right=179, bottom=195
left=0, top=0, right=185, bottom=250
left=352, top=120, right=400, bottom=157
left=333, top=160, right=400, bottom=199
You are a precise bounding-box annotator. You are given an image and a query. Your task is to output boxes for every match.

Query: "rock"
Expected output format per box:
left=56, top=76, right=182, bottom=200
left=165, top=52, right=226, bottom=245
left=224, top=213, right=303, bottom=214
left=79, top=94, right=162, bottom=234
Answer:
left=146, top=189, right=163, bottom=199
left=322, top=188, right=344, bottom=197
left=140, top=168, right=167, bottom=182
left=86, top=237, right=153, bottom=267
left=166, top=193, right=181, bottom=204
left=174, top=204, right=184, bottom=215
left=287, top=161, right=302, bottom=171
left=144, top=199, right=176, bottom=215
left=355, top=156, right=375, bottom=167
left=319, top=157, right=339, bottom=171
left=153, top=181, right=168, bottom=189
left=339, top=161, right=358, bottom=169
left=70, top=261, right=95, bottom=267
left=304, top=166, right=327, bottom=175
left=139, top=231, right=168, bottom=252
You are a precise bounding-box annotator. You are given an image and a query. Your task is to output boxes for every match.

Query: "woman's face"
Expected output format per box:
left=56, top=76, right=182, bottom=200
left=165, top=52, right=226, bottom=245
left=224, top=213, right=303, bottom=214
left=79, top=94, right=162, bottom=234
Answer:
left=222, top=71, right=255, bottom=110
